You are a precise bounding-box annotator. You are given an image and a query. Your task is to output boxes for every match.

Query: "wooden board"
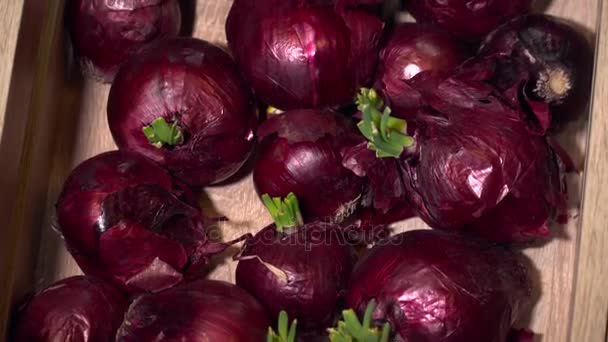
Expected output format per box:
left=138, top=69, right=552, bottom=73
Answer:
left=0, top=0, right=607, bottom=341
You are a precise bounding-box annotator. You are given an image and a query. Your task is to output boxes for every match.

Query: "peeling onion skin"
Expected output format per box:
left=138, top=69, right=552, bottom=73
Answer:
left=67, top=0, right=181, bottom=83
left=398, top=71, right=567, bottom=243
left=116, top=280, right=270, bottom=342
left=108, top=38, right=258, bottom=187
left=226, top=0, right=384, bottom=110
left=478, top=14, right=594, bottom=131
left=375, top=23, right=470, bottom=119
left=235, top=223, right=356, bottom=331
left=56, top=150, right=218, bottom=293
left=13, top=276, right=128, bottom=342
left=254, top=110, right=365, bottom=222
left=347, top=230, right=532, bottom=342
left=406, top=0, right=533, bottom=41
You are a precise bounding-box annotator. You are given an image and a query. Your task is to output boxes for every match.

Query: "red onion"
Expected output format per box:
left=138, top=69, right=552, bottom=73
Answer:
left=13, top=276, right=127, bottom=342
left=254, top=110, right=365, bottom=222
left=116, top=279, right=270, bottom=341
left=235, top=194, right=356, bottom=331
left=347, top=230, right=532, bottom=342
left=478, top=14, right=594, bottom=131
left=226, top=0, right=384, bottom=110
left=375, top=23, right=470, bottom=118
left=67, top=0, right=181, bottom=83
left=406, top=0, right=533, bottom=41
left=349, top=85, right=566, bottom=242
left=56, top=150, right=232, bottom=293
left=108, top=37, right=258, bottom=187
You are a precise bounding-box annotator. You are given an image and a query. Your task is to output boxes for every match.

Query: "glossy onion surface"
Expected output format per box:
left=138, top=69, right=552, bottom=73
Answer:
left=14, top=276, right=127, bottom=342
left=108, top=38, right=257, bottom=187
left=226, top=0, right=384, bottom=109
left=116, top=280, right=269, bottom=341
left=236, top=222, right=355, bottom=331
left=347, top=230, right=531, bottom=342
left=56, top=150, right=218, bottom=293
left=68, top=0, right=181, bottom=82
left=254, top=110, right=365, bottom=222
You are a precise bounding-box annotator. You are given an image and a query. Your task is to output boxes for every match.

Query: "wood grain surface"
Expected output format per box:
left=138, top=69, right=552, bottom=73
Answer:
left=0, top=0, right=606, bottom=341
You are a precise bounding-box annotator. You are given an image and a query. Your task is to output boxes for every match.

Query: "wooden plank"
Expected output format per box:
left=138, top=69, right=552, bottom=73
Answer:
left=570, top=0, right=608, bottom=340
left=0, top=1, right=24, bottom=137
left=0, top=0, right=66, bottom=339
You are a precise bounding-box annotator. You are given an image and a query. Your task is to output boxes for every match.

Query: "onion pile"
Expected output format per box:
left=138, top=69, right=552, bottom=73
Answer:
left=11, top=1, right=595, bottom=341
left=67, top=0, right=181, bottom=82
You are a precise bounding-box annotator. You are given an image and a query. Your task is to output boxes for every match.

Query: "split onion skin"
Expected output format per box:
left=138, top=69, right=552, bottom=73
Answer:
left=67, top=0, right=181, bottom=82
left=116, top=279, right=270, bottom=341
left=254, top=110, right=365, bottom=222
left=56, top=150, right=217, bottom=293
left=107, top=37, right=258, bottom=187
left=236, top=222, right=356, bottom=331
left=13, top=276, right=127, bottom=342
left=226, top=0, right=384, bottom=110
left=347, top=230, right=532, bottom=342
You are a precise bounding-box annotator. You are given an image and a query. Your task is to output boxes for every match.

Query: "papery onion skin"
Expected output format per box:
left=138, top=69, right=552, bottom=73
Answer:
left=226, top=0, right=384, bottom=110
left=67, top=0, right=181, bottom=83
left=375, top=23, right=470, bottom=118
left=235, top=223, right=356, bottom=331
left=399, top=72, right=566, bottom=242
left=108, top=38, right=257, bottom=187
left=13, top=276, right=127, bottom=342
left=254, top=110, right=365, bottom=222
left=116, top=279, right=269, bottom=341
left=56, top=150, right=218, bottom=293
left=478, top=14, right=594, bottom=130
left=347, top=230, right=531, bottom=342
left=406, top=0, right=533, bottom=41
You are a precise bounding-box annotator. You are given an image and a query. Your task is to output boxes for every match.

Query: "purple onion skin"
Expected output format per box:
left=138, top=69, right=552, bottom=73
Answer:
left=13, top=276, right=127, bottom=342
left=67, top=0, right=181, bottom=83
left=398, top=71, right=566, bottom=243
left=235, top=223, right=356, bottom=331
left=56, top=150, right=216, bottom=293
left=375, top=23, right=470, bottom=118
left=108, top=38, right=257, bottom=187
left=254, top=110, right=365, bottom=222
left=347, top=230, right=531, bottom=342
left=116, top=280, right=269, bottom=341
left=478, top=14, right=594, bottom=130
left=406, top=0, right=533, bottom=41
left=226, top=0, right=384, bottom=110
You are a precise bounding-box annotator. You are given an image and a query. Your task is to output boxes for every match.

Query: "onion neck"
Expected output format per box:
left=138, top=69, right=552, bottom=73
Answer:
left=267, top=311, right=297, bottom=342
left=356, top=88, right=414, bottom=158
left=262, top=193, right=304, bottom=233
left=328, top=300, right=391, bottom=342
left=142, top=117, right=184, bottom=148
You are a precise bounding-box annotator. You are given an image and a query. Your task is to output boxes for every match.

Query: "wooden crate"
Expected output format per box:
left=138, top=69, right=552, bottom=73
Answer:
left=0, top=0, right=607, bottom=341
